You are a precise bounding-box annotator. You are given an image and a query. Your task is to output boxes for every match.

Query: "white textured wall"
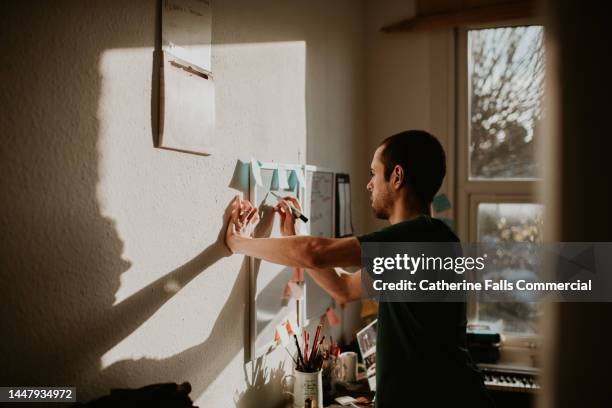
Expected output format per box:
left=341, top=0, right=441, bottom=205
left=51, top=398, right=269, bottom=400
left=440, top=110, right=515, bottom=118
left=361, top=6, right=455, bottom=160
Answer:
left=0, top=0, right=366, bottom=406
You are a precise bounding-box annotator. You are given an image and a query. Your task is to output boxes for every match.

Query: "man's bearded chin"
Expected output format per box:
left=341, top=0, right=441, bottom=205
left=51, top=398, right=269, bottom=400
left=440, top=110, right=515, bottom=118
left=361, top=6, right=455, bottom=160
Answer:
left=371, top=198, right=390, bottom=220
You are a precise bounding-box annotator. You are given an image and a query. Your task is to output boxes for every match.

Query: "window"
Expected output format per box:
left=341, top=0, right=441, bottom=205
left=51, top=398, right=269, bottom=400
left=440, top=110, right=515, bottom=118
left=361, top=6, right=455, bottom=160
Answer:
left=457, top=24, right=545, bottom=337
left=468, top=26, right=545, bottom=180
left=475, top=202, right=544, bottom=335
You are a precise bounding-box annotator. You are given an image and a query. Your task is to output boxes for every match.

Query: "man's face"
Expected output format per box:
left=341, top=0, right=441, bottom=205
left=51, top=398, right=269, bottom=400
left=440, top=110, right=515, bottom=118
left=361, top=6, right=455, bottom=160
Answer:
left=366, top=145, right=394, bottom=220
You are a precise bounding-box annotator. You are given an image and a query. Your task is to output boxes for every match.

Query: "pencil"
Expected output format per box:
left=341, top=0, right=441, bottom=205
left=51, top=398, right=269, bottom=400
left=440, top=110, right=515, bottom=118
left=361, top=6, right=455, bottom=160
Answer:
left=309, top=324, right=322, bottom=364
left=304, top=330, right=309, bottom=366
left=294, top=334, right=305, bottom=369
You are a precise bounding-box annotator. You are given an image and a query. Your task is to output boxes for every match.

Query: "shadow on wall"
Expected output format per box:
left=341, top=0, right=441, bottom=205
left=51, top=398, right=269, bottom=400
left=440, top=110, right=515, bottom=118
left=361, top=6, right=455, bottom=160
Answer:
left=0, top=0, right=358, bottom=405
left=234, top=357, right=288, bottom=408
left=0, top=0, right=248, bottom=402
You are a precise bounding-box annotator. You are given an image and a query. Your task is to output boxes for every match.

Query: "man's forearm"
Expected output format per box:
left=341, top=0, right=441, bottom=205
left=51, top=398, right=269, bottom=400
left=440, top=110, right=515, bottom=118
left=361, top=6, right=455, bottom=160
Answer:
left=305, top=267, right=362, bottom=304
left=230, top=235, right=320, bottom=269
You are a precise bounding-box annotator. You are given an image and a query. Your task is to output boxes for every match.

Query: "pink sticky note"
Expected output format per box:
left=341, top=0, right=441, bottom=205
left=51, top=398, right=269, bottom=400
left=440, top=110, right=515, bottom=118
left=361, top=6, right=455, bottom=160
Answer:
left=281, top=283, right=292, bottom=300
left=288, top=281, right=304, bottom=300
left=286, top=317, right=298, bottom=336
left=326, top=307, right=340, bottom=326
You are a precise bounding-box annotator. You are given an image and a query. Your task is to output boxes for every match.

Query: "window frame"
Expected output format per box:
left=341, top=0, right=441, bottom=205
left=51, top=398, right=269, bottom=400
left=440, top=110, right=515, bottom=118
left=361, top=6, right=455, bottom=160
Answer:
left=455, top=21, right=544, bottom=346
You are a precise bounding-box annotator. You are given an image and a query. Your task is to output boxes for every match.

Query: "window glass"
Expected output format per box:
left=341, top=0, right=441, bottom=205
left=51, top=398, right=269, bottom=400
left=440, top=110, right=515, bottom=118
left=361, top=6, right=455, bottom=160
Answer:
left=468, top=26, right=545, bottom=179
left=476, top=203, right=544, bottom=334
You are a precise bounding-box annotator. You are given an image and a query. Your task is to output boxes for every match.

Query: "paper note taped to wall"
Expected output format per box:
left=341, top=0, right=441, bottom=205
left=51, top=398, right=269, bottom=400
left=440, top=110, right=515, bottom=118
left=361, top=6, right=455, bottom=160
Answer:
left=162, top=0, right=212, bottom=72
left=159, top=51, right=214, bottom=155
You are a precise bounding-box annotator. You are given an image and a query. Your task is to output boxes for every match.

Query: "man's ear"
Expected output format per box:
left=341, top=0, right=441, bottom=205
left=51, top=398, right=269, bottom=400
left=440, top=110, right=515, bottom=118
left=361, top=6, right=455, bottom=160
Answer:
left=392, top=165, right=404, bottom=190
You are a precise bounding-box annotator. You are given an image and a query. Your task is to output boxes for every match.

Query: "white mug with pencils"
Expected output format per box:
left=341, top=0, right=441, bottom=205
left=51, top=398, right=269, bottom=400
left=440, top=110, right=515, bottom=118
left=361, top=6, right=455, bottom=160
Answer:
left=289, top=324, right=335, bottom=408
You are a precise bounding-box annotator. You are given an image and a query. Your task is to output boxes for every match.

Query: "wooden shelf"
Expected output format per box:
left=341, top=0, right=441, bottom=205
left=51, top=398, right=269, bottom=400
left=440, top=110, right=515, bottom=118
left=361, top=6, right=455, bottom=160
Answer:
left=381, top=1, right=536, bottom=33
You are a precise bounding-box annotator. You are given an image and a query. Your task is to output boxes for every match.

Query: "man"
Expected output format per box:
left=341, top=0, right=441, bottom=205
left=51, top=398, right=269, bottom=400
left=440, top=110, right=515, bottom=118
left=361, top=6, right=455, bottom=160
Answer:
left=226, top=130, right=493, bottom=407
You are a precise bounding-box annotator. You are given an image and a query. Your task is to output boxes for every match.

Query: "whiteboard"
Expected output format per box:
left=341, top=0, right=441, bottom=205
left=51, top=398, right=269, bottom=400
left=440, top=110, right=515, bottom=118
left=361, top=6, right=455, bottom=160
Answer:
left=304, top=169, right=335, bottom=320
left=249, top=164, right=303, bottom=359
left=248, top=164, right=335, bottom=360
left=306, top=170, right=334, bottom=238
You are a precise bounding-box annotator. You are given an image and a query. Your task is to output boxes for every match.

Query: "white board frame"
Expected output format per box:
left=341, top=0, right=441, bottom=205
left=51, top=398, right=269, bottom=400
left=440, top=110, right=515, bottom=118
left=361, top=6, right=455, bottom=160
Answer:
left=247, top=163, right=336, bottom=361
left=248, top=163, right=306, bottom=360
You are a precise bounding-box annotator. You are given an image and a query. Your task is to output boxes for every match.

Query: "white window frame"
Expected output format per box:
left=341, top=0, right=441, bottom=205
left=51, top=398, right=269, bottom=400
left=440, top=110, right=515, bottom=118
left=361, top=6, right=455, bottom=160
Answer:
left=455, top=21, right=544, bottom=349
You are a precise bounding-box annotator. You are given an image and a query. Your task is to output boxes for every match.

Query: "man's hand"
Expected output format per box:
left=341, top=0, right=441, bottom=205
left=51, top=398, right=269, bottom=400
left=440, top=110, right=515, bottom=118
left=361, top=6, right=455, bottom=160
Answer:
left=225, top=196, right=259, bottom=253
left=274, top=196, right=302, bottom=236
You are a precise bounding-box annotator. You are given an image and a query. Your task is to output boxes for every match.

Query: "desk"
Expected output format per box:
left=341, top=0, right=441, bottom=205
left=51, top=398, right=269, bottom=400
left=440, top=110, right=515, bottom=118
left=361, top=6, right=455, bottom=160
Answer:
left=324, top=378, right=374, bottom=407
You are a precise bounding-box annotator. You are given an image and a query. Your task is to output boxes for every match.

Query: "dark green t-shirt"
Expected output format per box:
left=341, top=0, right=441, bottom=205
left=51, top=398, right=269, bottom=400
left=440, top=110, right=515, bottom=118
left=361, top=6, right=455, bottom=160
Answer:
left=358, top=215, right=493, bottom=407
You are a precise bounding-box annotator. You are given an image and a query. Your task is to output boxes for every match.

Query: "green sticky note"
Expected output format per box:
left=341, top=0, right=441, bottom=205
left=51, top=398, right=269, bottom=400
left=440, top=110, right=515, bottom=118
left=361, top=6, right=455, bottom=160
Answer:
left=288, top=170, right=299, bottom=190
left=433, top=194, right=451, bottom=213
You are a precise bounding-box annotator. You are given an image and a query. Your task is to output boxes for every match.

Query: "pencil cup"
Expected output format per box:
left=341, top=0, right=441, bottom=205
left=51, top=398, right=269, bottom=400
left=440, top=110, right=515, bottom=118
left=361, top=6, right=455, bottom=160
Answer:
left=293, top=369, right=323, bottom=408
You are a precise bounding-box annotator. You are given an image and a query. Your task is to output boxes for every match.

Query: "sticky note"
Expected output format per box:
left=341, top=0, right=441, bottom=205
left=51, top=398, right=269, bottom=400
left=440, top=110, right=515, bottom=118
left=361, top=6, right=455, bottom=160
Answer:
left=288, top=170, right=299, bottom=190
left=228, top=160, right=250, bottom=192
left=270, top=169, right=279, bottom=190
left=432, top=193, right=452, bottom=213
left=282, top=283, right=292, bottom=300
left=288, top=281, right=304, bottom=300
left=251, top=157, right=263, bottom=187
left=326, top=307, right=340, bottom=326
left=287, top=317, right=298, bottom=336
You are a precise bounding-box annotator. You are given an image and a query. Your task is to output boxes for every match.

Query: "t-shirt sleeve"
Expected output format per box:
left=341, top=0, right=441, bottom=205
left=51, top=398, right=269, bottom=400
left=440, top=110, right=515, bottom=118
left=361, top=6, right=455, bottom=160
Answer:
left=357, top=225, right=402, bottom=244
left=357, top=228, right=392, bottom=282
left=357, top=227, right=391, bottom=243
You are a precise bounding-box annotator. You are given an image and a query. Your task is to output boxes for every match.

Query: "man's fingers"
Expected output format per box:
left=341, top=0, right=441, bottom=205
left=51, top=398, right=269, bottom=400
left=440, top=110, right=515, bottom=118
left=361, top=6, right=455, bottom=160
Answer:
left=243, top=199, right=254, bottom=212
left=245, top=207, right=258, bottom=225
left=230, top=207, right=240, bottom=223
left=283, top=196, right=302, bottom=211
left=279, top=200, right=294, bottom=218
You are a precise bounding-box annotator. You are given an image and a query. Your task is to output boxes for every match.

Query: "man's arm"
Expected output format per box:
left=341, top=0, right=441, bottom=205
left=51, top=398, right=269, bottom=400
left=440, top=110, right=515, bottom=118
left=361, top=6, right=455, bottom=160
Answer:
left=227, top=233, right=362, bottom=270
left=305, top=267, right=363, bottom=304
left=225, top=196, right=363, bottom=302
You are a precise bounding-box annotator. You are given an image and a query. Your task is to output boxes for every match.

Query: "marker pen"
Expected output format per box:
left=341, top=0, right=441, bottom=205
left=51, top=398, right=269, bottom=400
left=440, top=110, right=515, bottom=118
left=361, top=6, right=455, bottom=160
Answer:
left=270, top=191, right=309, bottom=223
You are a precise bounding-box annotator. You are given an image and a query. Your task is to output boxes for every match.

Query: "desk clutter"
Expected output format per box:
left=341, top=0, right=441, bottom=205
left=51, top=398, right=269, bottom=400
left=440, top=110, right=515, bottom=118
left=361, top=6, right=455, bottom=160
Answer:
left=280, top=324, right=373, bottom=408
left=467, top=323, right=501, bottom=364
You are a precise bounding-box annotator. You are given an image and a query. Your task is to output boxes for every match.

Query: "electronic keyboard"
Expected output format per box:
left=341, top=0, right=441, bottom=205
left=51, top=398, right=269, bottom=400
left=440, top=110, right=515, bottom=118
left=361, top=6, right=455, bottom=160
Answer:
left=478, top=364, right=540, bottom=393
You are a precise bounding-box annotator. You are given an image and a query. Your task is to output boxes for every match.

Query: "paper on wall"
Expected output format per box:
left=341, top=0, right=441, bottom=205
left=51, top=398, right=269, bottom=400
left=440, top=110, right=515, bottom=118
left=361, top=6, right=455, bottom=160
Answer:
left=162, top=0, right=212, bottom=72
left=159, top=51, right=214, bottom=154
